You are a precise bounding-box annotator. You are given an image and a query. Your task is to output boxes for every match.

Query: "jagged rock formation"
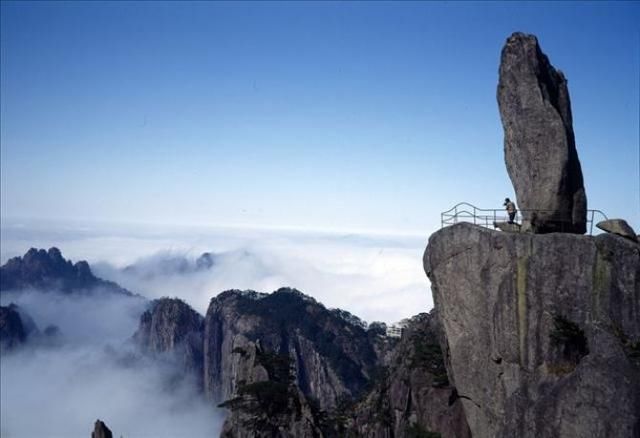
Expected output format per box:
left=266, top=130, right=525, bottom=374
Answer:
left=497, top=32, right=587, bottom=233
left=424, top=223, right=640, bottom=438
left=126, top=287, right=473, bottom=437
left=350, top=312, right=471, bottom=438
left=91, top=419, right=113, bottom=438
left=133, top=297, right=204, bottom=381
left=1, top=247, right=132, bottom=295
left=204, top=288, right=378, bottom=411
left=199, top=288, right=469, bottom=437
left=0, top=304, right=28, bottom=352
left=597, top=219, right=638, bottom=242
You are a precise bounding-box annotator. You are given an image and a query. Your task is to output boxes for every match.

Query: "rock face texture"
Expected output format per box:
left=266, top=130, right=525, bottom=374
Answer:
left=0, top=247, right=132, bottom=295
left=497, top=32, right=587, bottom=234
left=424, top=223, right=640, bottom=438
left=597, top=219, right=638, bottom=242
left=219, top=344, right=326, bottom=438
left=351, top=312, right=471, bottom=438
left=91, top=419, right=113, bottom=438
left=202, top=288, right=469, bottom=437
left=133, top=298, right=204, bottom=380
left=204, top=288, right=378, bottom=411
left=126, top=287, right=472, bottom=437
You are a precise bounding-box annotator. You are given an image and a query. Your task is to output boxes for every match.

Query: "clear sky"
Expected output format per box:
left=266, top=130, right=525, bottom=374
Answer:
left=2, top=1, right=639, bottom=235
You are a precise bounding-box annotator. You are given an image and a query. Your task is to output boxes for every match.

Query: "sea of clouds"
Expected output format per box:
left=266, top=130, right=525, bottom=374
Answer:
left=0, top=218, right=434, bottom=437
left=1, top=219, right=434, bottom=323
left=0, top=289, right=223, bottom=438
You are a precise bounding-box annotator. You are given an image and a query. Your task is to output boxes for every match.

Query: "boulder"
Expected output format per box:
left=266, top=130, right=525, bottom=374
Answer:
left=424, top=223, right=640, bottom=438
left=596, top=219, right=638, bottom=242
left=497, top=32, right=587, bottom=234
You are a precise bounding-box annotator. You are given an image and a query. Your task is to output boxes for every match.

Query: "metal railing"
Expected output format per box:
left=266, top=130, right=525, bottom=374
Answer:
left=441, top=202, right=608, bottom=235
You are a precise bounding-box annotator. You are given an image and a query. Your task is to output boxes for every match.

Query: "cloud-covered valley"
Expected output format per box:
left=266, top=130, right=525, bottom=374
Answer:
left=0, top=219, right=433, bottom=437
left=0, top=289, right=222, bottom=437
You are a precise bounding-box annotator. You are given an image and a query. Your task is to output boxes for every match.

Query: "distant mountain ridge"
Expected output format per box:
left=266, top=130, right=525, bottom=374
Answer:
left=122, top=251, right=215, bottom=278
left=0, top=247, right=132, bottom=296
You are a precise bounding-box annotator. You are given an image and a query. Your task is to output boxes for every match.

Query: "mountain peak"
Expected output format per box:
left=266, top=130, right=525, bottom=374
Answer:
left=1, top=247, right=132, bottom=296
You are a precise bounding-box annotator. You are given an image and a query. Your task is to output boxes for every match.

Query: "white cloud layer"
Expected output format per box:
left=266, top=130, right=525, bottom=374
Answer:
left=2, top=219, right=434, bottom=323
left=0, top=219, right=434, bottom=437
left=0, top=290, right=223, bottom=438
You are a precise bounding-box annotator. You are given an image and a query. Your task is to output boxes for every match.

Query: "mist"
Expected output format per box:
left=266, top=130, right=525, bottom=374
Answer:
left=0, top=219, right=432, bottom=436
left=0, top=289, right=223, bottom=438
left=90, top=233, right=431, bottom=324
left=2, top=219, right=433, bottom=324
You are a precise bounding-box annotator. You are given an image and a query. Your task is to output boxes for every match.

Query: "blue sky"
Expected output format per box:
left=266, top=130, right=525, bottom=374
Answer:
left=2, top=1, right=639, bottom=235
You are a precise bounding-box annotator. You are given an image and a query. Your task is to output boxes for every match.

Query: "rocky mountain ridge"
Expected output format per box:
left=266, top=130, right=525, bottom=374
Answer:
left=122, top=251, right=216, bottom=278
left=1, top=247, right=132, bottom=295
left=134, top=288, right=470, bottom=437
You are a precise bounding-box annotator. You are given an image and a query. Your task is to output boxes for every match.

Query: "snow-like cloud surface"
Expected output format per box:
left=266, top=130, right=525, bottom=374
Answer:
left=0, top=290, right=222, bottom=438
left=2, top=219, right=434, bottom=323
left=0, top=219, right=434, bottom=437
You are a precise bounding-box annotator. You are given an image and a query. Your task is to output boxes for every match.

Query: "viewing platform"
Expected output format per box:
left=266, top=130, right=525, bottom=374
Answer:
left=441, top=202, right=608, bottom=235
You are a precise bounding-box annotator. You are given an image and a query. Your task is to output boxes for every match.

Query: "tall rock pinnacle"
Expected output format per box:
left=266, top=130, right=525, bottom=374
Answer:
left=497, top=32, right=587, bottom=234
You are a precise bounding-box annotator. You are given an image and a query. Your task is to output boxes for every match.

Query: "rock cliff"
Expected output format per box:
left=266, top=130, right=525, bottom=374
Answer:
left=133, top=297, right=204, bottom=381
left=198, top=288, right=470, bottom=437
left=218, top=345, right=326, bottom=437
left=497, top=32, right=587, bottom=233
left=350, top=312, right=471, bottom=438
left=424, top=223, right=640, bottom=438
left=125, top=286, right=481, bottom=437
left=204, top=288, right=378, bottom=411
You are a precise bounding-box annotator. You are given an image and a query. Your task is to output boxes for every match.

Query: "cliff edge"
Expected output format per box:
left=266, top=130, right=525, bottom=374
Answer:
left=424, top=223, right=640, bottom=437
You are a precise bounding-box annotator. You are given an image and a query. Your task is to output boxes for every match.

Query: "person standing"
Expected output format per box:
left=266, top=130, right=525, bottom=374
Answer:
left=504, top=198, right=517, bottom=224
